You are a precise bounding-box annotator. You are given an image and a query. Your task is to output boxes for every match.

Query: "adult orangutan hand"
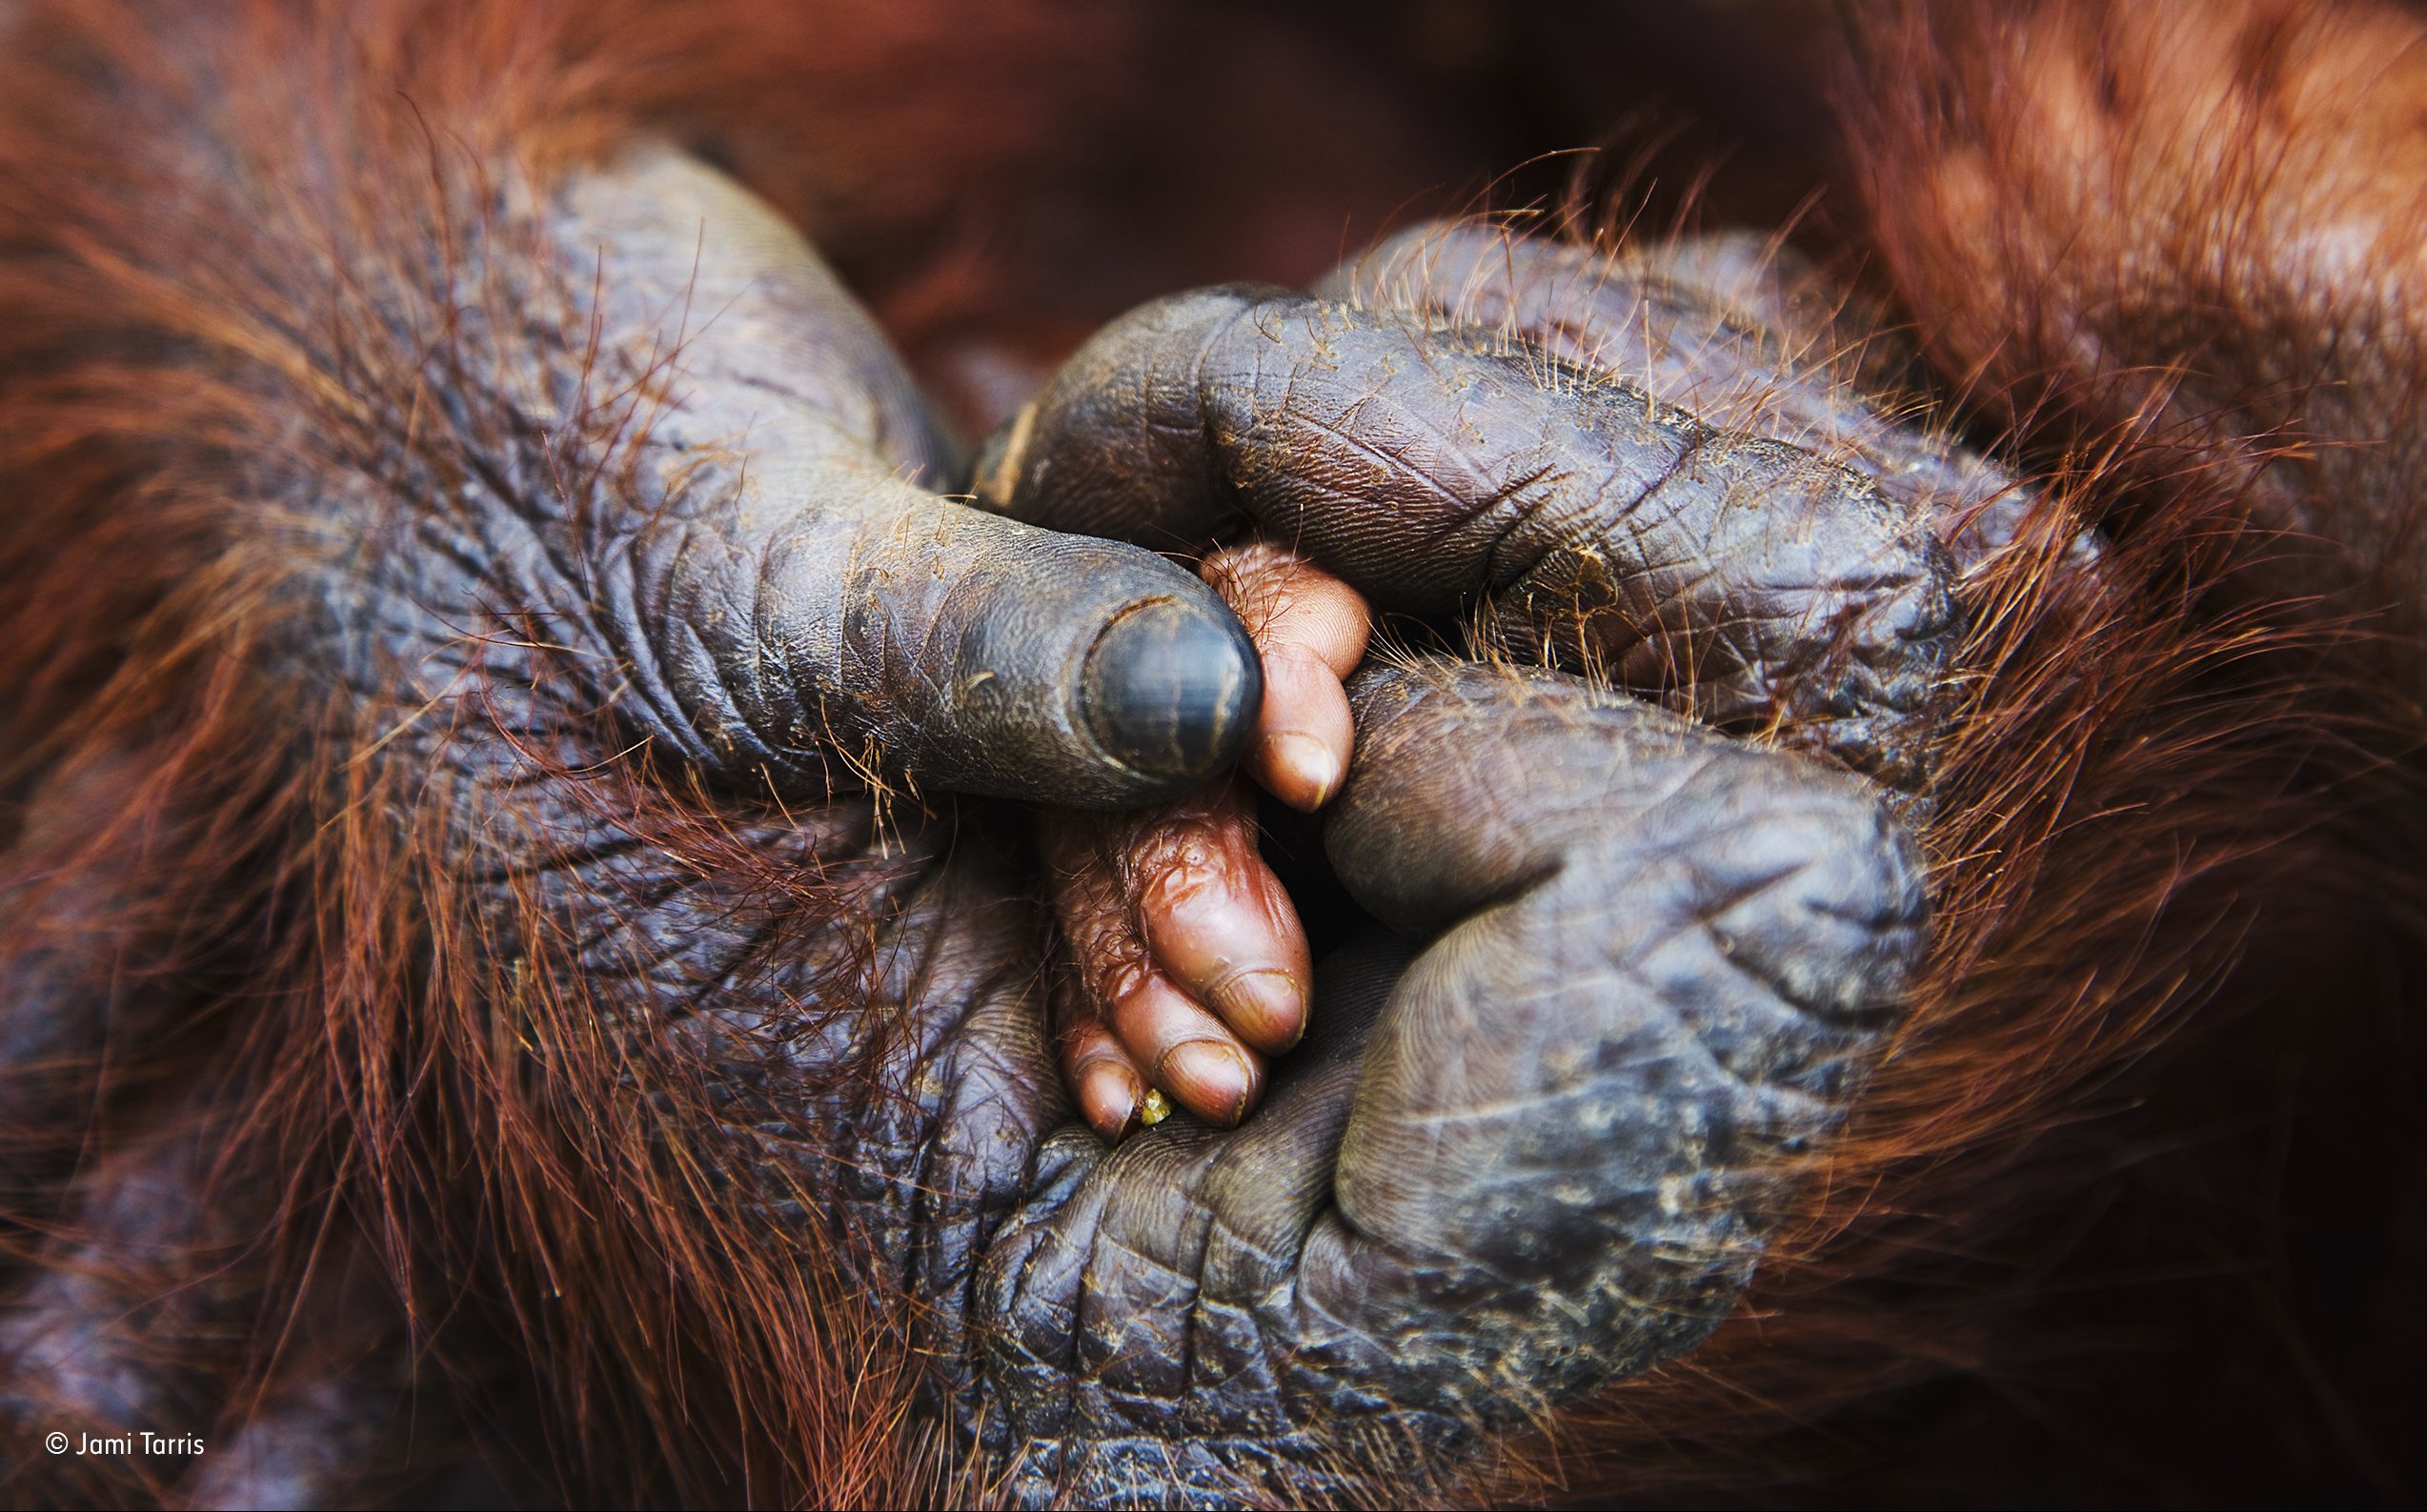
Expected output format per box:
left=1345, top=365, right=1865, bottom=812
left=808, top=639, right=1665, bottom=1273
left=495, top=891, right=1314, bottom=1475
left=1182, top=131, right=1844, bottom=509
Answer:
left=0, top=148, right=1931, bottom=1508
left=485, top=178, right=1936, bottom=1503
left=958, top=223, right=1989, bottom=1502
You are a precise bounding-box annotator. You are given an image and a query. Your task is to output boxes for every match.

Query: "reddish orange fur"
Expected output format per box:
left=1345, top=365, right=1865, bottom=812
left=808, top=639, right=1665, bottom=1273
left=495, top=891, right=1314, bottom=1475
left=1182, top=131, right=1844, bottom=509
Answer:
left=0, top=1, right=1062, bottom=1501
left=1845, top=0, right=2427, bottom=666
left=0, top=1, right=2417, bottom=1506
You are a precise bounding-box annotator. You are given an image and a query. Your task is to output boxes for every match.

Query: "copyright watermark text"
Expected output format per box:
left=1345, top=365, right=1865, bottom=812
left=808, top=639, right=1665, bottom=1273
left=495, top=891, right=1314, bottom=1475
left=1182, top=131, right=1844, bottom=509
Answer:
left=43, top=1429, right=205, bottom=1456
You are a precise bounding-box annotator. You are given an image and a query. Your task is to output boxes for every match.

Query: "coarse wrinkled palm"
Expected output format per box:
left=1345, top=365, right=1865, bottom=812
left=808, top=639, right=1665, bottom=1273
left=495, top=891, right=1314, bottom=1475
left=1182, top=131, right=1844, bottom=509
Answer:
left=6, top=157, right=1988, bottom=1507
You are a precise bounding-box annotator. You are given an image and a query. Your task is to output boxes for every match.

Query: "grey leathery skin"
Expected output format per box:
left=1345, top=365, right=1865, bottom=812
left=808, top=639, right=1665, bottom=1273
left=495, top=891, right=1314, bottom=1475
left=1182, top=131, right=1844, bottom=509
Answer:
left=973, top=280, right=1960, bottom=791
left=1324, top=222, right=2098, bottom=576
left=253, top=144, right=1933, bottom=1509
left=973, top=661, right=1925, bottom=1507
left=491, top=146, right=1260, bottom=811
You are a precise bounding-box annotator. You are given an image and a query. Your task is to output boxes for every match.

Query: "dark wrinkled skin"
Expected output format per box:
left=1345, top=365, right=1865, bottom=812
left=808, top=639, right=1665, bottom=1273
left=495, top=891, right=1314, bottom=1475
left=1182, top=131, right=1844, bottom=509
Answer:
left=1324, top=223, right=2096, bottom=576
left=981, top=662, right=1923, bottom=1504
left=98, top=147, right=1940, bottom=1505
left=973, top=272, right=1961, bottom=790
left=436, top=147, right=1265, bottom=813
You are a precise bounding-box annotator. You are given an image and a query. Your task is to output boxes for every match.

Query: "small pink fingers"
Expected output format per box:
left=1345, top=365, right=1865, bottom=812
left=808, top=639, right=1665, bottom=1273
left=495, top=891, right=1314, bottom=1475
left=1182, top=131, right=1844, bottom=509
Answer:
left=1202, top=541, right=1371, bottom=812
left=1128, top=779, right=1310, bottom=1057
left=1038, top=779, right=1305, bottom=1130
left=1040, top=543, right=1365, bottom=1139
left=1060, top=1008, right=1147, bottom=1141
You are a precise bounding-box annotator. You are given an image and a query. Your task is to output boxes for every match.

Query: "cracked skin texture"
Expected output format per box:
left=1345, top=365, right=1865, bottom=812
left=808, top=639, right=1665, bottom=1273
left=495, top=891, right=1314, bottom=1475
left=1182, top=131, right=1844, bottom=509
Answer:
left=5, top=4, right=2420, bottom=1506
left=976, top=283, right=1959, bottom=793
left=977, top=662, right=1923, bottom=1505
left=280, top=142, right=1933, bottom=1504
left=0, top=79, right=1934, bottom=1497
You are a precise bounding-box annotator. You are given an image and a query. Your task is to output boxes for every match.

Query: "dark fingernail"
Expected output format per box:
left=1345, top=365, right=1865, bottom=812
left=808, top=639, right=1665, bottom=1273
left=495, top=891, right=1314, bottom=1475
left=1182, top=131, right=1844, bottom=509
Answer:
left=1157, top=1039, right=1260, bottom=1126
left=1083, top=596, right=1262, bottom=783
left=1211, top=969, right=1306, bottom=1051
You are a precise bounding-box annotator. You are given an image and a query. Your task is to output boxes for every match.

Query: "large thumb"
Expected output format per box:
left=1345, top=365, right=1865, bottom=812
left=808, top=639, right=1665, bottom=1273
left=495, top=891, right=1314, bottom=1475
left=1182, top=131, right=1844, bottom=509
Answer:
left=556, top=147, right=1262, bottom=808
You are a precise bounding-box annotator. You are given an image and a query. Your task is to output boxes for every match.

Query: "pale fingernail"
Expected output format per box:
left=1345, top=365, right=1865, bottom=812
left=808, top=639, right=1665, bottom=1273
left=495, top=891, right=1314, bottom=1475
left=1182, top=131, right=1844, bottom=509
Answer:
left=1210, top=969, right=1305, bottom=1050
left=1158, top=1040, right=1260, bottom=1126
left=1262, top=731, right=1344, bottom=811
left=1079, top=1060, right=1143, bottom=1141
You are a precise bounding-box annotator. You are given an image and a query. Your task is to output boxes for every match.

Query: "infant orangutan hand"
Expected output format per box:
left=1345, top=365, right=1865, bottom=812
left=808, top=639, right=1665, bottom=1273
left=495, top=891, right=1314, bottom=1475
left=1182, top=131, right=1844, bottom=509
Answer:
left=1035, top=540, right=1370, bottom=1137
